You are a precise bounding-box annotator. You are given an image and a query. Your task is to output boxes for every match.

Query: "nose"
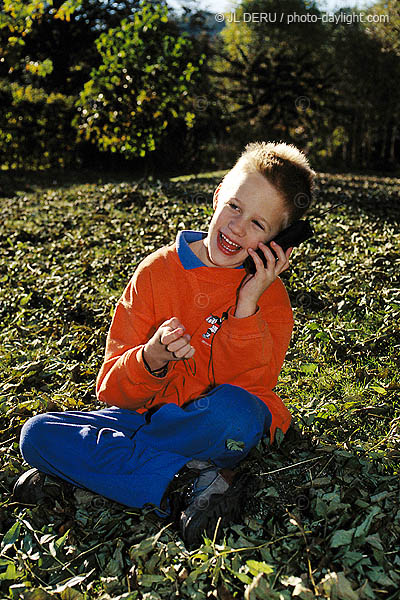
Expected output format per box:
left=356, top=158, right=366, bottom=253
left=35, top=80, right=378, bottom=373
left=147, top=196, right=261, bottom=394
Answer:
left=229, top=215, right=246, bottom=238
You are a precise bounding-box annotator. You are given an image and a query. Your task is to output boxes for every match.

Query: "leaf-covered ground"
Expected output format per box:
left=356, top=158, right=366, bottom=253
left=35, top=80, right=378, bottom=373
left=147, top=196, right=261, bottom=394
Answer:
left=0, top=170, right=399, bottom=599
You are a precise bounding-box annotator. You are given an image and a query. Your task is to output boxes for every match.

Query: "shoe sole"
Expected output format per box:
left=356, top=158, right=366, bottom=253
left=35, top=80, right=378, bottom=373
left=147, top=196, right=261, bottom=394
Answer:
left=13, top=468, right=43, bottom=503
left=180, top=472, right=254, bottom=548
left=13, top=468, right=74, bottom=504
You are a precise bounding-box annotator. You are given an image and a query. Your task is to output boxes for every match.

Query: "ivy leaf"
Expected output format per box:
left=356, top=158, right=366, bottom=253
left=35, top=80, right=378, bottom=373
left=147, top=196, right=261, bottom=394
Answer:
left=274, top=428, right=285, bottom=448
left=246, top=560, right=274, bottom=577
left=300, top=363, right=318, bottom=374
left=1, top=522, right=21, bottom=553
left=330, top=528, right=355, bottom=548
left=225, top=438, right=245, bottom=452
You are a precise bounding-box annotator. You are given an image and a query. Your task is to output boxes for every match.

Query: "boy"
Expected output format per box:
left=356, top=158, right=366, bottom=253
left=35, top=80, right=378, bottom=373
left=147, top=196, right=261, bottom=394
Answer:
left=14, top=141, right=315, bottom=548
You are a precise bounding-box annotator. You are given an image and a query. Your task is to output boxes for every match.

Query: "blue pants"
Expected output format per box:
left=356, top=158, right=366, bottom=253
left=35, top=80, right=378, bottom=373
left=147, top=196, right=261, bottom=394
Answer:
left=19, top=384, right=271, bottom=516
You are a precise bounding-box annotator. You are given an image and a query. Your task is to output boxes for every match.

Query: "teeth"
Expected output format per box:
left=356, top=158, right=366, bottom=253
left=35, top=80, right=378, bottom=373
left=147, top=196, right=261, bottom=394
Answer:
left=221, top=233, right=241, bottom=249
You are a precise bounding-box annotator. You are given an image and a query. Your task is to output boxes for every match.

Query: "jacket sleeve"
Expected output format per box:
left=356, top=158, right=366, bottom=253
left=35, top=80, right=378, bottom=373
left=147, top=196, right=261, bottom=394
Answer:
left=96, top=263, right=173, bottom=410
left=209, top=282, right=294, bottom=441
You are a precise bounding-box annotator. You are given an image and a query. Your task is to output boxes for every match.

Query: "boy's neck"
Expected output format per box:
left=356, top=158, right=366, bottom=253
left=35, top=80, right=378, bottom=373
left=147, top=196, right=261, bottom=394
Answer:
left=188, top=238, right=214, bottom=268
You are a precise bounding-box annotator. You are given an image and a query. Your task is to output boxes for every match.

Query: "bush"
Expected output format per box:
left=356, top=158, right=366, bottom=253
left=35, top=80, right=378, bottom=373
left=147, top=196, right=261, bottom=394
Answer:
left=0, top=80, right=77, bottom=169
left=74, top=3, right=204, bottom=159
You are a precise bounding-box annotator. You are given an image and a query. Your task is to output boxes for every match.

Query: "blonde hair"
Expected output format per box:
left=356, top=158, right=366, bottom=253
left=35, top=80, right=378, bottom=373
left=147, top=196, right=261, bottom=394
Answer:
left=223, top=141, right=316, bottom=231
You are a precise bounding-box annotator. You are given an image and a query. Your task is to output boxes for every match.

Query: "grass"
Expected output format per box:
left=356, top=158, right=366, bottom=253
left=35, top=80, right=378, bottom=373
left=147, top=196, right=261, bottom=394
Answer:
left=0, top=169, right=399, bottom=599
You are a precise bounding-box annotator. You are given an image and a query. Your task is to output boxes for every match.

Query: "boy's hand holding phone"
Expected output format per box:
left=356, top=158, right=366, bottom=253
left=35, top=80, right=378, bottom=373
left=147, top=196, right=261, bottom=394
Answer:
left=237, top=218, right=314, bottom=317
left=143, top=317, right=195, bottom=372
left=235, top=242, right=293, bottom=318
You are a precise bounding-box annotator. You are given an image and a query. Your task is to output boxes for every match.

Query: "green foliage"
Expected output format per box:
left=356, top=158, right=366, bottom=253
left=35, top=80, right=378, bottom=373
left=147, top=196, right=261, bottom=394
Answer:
left=226, top=438, right=245, bottom=452
left=208, top=0, right=400, bottom=170
left=327, top=7, right=400, bottom=169
left=2, top=1, right=141, bottom=96
left=365, top=0, right=400, bottom=56
left=211, top=0, right=332, bottom=146
left=74, top=2, right=205, bottom=158
left=0, top=169, right=399, bottom=598
left=0, top=0, right=83, bottom=75
left=1, top=0, right=399, bottom=171
left=0, top=80, right=76, bottom=169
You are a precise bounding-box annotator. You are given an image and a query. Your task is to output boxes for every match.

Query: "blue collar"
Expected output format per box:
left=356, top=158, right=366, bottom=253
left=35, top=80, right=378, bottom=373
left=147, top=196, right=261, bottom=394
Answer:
left=176, top=230, right=244, bottom=270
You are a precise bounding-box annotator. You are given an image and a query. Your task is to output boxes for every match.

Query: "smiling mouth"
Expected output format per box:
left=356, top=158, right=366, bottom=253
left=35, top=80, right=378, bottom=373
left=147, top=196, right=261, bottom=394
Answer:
left=218, top=231, right=242, bottom=254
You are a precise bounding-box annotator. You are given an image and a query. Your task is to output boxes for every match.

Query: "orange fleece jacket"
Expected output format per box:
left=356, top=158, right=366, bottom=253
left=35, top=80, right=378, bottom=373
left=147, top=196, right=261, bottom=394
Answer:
left=96, top=230, right=294, bottom=441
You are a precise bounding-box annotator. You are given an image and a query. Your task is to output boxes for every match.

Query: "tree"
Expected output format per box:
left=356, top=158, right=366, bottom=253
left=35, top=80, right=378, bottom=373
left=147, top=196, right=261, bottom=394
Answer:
left=0, top=0, right=82, bottom=77
left=205, top=0, right=399, bottom=169
left=207, top=0, right=337, bottom=158
left=364, top=0, right=400, bottom=57
left=74, top=2, right=205, bottom=158
left=326, top=5, right=400, bottom=168
left=1, top=1, right=142, bottom=95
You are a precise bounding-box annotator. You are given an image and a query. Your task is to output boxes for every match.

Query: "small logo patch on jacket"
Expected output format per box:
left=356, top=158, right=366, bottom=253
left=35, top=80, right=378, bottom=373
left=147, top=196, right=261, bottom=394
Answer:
left=202, top=313, right=224, bottom=343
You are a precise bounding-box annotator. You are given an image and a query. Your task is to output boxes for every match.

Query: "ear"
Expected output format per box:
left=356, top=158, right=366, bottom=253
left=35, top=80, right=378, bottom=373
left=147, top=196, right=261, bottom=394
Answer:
left=213, top=182, right=223, bottom=210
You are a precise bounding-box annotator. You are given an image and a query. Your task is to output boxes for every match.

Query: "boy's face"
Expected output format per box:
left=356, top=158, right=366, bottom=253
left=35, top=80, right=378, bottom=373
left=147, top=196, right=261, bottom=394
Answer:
left=203, top=170, right=286, bottom=269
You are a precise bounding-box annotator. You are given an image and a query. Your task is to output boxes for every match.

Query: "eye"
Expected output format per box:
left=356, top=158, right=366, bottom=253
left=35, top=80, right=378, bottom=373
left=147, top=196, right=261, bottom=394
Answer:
left=253, top=220, right=265, bottom=230
left=228, top=202, right=239, bottom=210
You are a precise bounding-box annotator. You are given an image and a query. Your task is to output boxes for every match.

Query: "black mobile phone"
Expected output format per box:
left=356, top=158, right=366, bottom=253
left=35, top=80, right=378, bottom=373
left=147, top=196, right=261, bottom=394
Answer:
left=243, top=219, right=314, bottom=275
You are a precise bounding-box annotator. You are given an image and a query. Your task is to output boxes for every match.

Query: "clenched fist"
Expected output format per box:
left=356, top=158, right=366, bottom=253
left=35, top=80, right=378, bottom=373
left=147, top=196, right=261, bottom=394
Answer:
left=143, top=317, right=195, bottom=372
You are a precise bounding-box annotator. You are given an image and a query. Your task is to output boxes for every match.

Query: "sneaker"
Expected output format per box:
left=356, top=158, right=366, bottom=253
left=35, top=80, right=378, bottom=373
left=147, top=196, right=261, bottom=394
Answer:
left=164, top=459, right=254, bottom=548
left=13, top=468, right=74, bottom=504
